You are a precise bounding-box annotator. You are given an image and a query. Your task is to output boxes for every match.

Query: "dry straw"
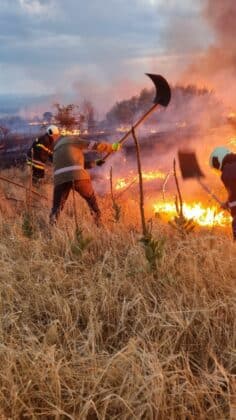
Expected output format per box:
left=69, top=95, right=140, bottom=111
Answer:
left=0, top=167, right=235, bottom=418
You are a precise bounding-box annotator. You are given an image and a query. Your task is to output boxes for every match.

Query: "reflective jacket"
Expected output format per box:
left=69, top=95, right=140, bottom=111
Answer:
left=221, top=153, right=236, bottom=205
left=53, top=135, right=113, bottom=186
left=27, top=133, right=54, bottom=171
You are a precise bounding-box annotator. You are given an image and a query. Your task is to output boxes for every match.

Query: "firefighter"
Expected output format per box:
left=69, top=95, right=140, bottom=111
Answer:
left=209, top=146, right=236, bottom=239
left=49, top=135, right=121, bottom=225
left=27, top=125, right=60, bottom=185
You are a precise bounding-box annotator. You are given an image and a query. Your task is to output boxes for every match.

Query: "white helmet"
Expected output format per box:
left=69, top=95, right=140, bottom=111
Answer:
left=47, top=125, right=60, bottom=138
left=209, top=146, right=231, bottom=170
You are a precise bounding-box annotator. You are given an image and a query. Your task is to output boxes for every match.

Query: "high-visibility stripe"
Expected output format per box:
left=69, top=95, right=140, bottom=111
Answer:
left=27, top=157, right=45, bottom=166
left=27, top=162, right=45, bottom=170
left=54, top=165, right=83, bottom=176
left=36, top=143, right=51, bottom=153
left=228, top=201, right=236, bottom=208
left=27, top=159, right=45, bottom=170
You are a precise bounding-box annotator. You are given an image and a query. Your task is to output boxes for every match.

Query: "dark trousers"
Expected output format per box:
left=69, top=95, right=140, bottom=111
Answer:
left=32, top=167, right=45, bottom=186
left=50, top=179, right=101, bottom=222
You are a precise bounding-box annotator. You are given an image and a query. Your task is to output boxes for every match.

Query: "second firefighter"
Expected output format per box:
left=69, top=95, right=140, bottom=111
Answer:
left=27, top=125, right=60, bottom=185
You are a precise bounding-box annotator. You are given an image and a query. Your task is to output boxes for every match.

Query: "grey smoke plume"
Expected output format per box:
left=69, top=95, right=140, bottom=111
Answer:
left=186, top=0, right=236, bottom=106
left=202, top=0, right=236, bottom=73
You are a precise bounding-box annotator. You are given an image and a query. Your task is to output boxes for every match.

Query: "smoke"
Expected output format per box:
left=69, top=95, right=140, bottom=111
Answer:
left=204, top=0, right=236, bottom=71
left=72, top=77, right=145, bottom=119
left=184, top=0, right=236, bottom=107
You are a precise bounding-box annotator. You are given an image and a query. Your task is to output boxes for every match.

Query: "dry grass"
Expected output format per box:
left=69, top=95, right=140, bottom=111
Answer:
left=0, top=168, right=235, bottom=419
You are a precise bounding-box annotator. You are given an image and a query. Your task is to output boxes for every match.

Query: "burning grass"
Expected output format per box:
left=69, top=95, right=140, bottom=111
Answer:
left=113, top=170, right=166, bottom=191
left=154, top=201, right=232, bottom=227
left=0, top=170, right=235, bottom=418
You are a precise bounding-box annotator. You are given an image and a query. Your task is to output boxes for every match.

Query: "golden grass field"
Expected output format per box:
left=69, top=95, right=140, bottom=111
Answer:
left=0, top=168, right=235, bottom=419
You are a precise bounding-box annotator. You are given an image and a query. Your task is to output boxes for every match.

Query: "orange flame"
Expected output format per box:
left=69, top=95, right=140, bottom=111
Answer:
left=114, top=170, right=166, bottom=190
left=153, top=201, right=231, bottom=227
left=112, top=170, right=232, bottom=228
left=60, top=128, right=81, bottom=135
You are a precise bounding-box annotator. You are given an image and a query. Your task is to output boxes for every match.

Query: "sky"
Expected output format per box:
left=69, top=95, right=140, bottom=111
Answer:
left=0, top=0, right=213, bottom=112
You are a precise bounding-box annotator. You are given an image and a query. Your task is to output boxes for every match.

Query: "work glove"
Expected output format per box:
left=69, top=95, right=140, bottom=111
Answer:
left=112, top=142, right=121, bottom=152
left=221, top=201, right=229, bottom=210
left=95, top=159, right=105, bottom=166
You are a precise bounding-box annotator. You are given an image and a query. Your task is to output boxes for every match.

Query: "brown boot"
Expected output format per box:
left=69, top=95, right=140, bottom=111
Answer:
left=93, top=213, right=102, bottom=227
left=49, top=213, right=57, bottom=226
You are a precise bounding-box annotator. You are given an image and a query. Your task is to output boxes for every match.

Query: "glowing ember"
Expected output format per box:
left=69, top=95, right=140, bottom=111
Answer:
left=116, top=126, right=130, bottom=133
left=60, top=129, right=81, bottom=135
left=114, top=170, right=166, bottom=190
left=154, top=201, right=232, bottom=227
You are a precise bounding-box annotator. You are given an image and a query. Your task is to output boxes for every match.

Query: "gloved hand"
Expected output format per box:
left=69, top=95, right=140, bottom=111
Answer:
left=112, top=142, right=121, bottom=152
left=95, top=159, right=105, bottom=166
left=221, top=201, right=229, bottom=210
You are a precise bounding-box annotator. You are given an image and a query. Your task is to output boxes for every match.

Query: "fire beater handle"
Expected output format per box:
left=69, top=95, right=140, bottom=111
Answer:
left=197, top=178, right=230, bottom=212
left=103, top=103, right=158, bottom=161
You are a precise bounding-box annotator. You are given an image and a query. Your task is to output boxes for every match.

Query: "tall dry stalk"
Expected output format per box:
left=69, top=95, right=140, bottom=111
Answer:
left=173, top=158, right=183, bottom=217
left=169, top=158, right=195, bottom=235
left=162, top=171, right=172, bottom=201
left=72, top=181, right=79, bottom=232
left=131, top=126, right=146, bottom=237
left=22, top=148, right=34, bottom=237
left=131, top=127, right=165, bottom=271
left=109, top=166, right=121, bottom=222
left=0, top=175, right=46, bottom=199
left=28, top=148, right=33, bottom=212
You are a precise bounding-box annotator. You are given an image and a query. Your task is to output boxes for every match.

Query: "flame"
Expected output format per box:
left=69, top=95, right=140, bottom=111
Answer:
left=116, top=126, right=130, bottom=133
left=154, top=201, right=232, bottom=227
left=111, top=170, right=232, bottom=228
left=114, top=170, right=166, bottom=190
left=60, top=128, right=81, bottom=136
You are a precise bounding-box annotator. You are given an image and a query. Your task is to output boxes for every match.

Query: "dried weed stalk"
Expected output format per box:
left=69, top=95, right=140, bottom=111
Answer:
left=110, top=166, right=122, bottom=222
left=132, top=127, right=165, bottom=271
left=169, top=158, right=195, bottom=235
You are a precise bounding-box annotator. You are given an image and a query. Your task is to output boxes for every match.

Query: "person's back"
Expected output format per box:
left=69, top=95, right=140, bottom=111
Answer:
left=53, top=135, right=91, bottom=186
left=210, top=146, right=236, bottom=239
left=50, top=135, right=121, bottom=225
left=221, top=153, right=236, bottom=202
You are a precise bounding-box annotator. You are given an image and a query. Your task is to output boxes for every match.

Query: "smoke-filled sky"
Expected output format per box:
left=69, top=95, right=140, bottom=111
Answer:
left=0, top=0, right=235, bottom=111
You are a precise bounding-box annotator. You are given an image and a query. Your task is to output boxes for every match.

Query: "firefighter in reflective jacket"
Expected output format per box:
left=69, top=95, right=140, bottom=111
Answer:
left=49, top=135, right=121, bottom=225
left=27, top=125, right=60, bottom=184
left=209, top=146, right=236, bottom=239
